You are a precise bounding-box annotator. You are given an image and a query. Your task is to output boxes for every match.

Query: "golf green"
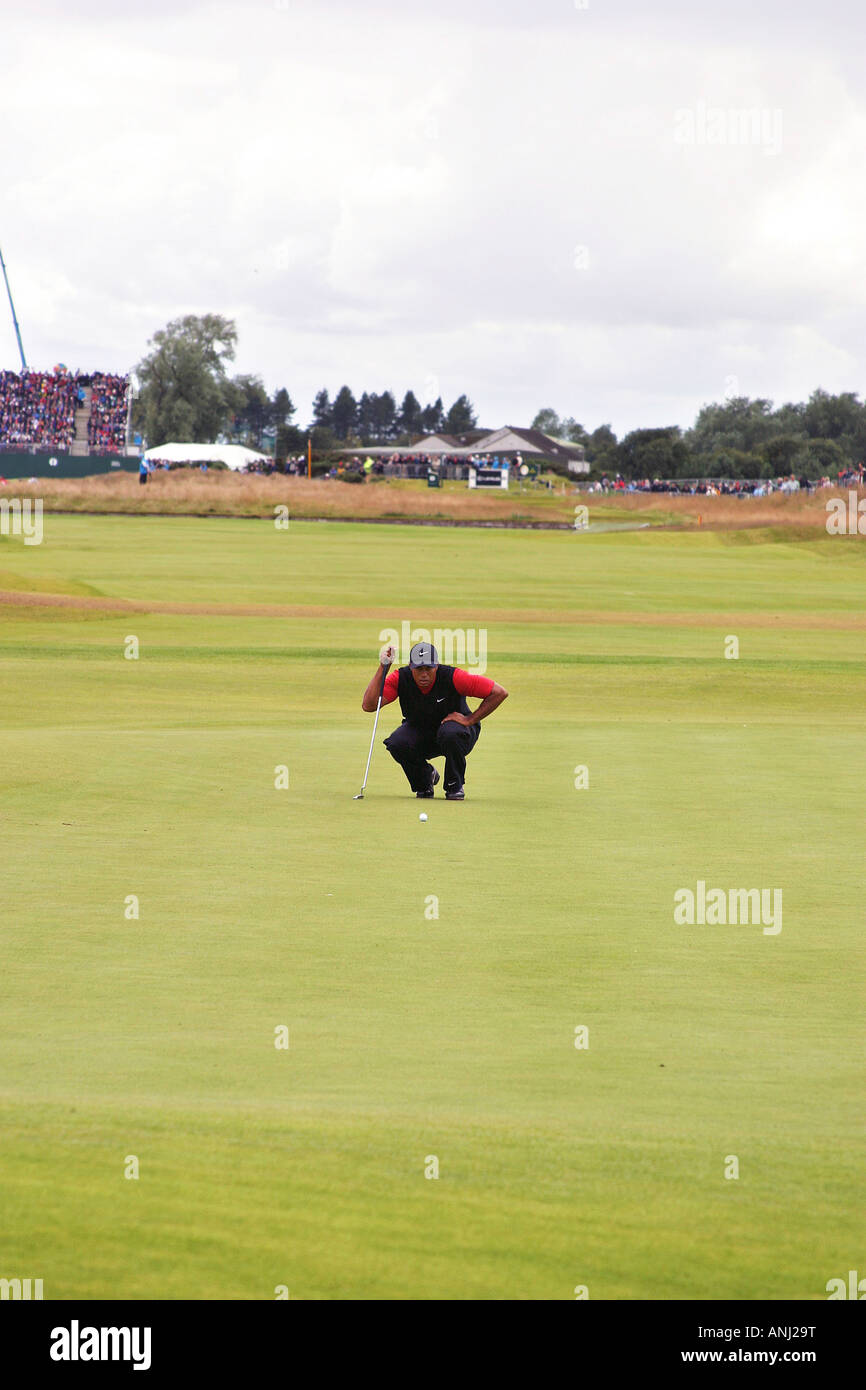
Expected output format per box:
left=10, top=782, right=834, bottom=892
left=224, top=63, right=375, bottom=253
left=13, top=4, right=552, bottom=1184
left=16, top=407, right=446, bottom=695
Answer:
left=0, top=516, right=862, bottom=1299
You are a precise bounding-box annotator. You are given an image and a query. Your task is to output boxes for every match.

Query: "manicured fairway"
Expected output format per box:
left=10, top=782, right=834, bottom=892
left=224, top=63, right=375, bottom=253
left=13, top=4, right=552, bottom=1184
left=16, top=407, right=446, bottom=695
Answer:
left=0, top=516, right=863, bottom=1299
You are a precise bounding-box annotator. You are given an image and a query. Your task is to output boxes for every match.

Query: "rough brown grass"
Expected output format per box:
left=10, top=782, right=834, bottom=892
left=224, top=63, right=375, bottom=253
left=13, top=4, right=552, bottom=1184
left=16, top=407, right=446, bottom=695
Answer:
left=0, top=469, right=860, bottom=529
left=0, top=471, right=569, bottom=522
left=589, top=488, right=850, bottom=530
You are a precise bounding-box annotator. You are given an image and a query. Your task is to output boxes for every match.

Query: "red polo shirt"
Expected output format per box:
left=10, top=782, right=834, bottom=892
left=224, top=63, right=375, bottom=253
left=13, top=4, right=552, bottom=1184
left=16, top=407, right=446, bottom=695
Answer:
left=381, top=667, right=494, bottom=706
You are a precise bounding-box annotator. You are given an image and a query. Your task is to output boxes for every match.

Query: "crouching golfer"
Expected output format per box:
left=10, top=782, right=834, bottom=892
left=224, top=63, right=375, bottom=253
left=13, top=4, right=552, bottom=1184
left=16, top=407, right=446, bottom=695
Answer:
left=361, top=641, right=508, bottom=800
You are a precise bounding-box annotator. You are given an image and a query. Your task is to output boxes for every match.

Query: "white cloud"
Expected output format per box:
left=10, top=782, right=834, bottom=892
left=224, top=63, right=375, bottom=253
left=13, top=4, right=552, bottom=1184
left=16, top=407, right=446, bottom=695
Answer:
left=0, top=0, right=863, bottom=432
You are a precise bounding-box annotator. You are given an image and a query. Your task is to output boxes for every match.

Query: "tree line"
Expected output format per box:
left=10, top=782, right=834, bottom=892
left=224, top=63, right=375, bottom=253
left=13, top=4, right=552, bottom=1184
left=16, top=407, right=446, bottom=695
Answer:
left=309, top=386, right=476, bottom=449
left=132, top=315, right=865, bottom=477
left=533, top=393, right=866, bottom=478
left=132, top=314, right=476, bottom=457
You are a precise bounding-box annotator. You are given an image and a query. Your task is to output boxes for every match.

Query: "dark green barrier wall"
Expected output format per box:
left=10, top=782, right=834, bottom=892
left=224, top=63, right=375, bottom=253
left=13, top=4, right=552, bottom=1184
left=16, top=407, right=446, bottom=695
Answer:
left=0, top=453, right=138, bottom=479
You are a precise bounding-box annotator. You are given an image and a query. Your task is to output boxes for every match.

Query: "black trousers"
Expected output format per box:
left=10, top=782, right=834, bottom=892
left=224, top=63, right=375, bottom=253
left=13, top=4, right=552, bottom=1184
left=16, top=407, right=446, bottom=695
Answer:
left=383, top=719, right=480, bottom=794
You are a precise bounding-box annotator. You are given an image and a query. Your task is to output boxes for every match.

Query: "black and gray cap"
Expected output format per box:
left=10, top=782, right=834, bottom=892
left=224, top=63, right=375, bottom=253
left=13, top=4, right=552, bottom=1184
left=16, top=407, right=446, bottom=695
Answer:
left=409, top=642, right=439, bottom=667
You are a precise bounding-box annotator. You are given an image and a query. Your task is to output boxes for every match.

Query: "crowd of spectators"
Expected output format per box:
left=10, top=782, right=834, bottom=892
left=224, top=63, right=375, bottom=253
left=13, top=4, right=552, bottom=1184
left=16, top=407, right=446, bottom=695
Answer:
left=0, top=367, right=129, bottom=453
left=243, top=456, right=284, bottom=475
left=321, top=453, right=488, bottom=479
left=256, top=456, right=866, bottom=490
left=86, top=372, right=129, bottom=454
left=236, top=452, right=866, bottom=491
left=0, top=369, right=78, bottom=448
left=587, top=468, right=865, bottom=496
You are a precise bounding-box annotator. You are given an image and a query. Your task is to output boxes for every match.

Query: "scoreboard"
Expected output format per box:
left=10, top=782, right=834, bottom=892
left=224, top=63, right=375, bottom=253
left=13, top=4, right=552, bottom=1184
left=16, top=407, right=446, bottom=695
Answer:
left=468, top=462, right=509, bottom=490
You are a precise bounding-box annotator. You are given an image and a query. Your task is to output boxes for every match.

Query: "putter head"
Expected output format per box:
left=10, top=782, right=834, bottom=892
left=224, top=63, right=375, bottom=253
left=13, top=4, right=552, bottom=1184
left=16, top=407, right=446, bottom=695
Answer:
left=352, top=792, right=364, bottom=800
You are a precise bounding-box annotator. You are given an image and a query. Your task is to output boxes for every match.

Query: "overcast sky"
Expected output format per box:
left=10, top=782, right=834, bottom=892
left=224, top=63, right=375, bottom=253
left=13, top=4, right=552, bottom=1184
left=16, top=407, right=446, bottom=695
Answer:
left=1, top=0, right=864, bottom=435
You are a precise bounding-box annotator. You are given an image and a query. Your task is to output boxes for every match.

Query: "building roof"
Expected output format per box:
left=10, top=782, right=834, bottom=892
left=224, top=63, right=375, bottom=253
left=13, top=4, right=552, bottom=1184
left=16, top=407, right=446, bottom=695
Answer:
left=342, top=431, right=493, bottom=456
left=470, top=427, right=586, bottom=461
left=406, top=433, right=463, bottom=452
left=340, top=426, right=586, bottom=463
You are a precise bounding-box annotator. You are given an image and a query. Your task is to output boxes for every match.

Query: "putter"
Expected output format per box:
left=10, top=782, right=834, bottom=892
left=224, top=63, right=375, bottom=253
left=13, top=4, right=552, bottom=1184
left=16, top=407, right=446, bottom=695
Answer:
left=353, top=663, right=388, bottom=799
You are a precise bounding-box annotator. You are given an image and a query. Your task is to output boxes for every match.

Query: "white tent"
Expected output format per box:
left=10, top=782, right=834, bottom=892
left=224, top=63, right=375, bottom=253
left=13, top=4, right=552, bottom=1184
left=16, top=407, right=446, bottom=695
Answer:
left=143, top=442, right=269, bottom=470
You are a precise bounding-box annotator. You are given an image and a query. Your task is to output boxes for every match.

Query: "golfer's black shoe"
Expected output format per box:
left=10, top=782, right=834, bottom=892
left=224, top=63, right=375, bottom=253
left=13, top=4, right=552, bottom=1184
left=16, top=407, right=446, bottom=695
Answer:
left=445, top=784, right=465, bottom=800
left=416, top=769, right=440, bottom=798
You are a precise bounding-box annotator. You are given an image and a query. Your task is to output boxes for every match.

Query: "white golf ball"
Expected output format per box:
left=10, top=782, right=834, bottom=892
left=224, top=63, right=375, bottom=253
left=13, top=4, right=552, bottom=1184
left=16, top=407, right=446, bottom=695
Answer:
left=419, top=812, right=428, bottom=822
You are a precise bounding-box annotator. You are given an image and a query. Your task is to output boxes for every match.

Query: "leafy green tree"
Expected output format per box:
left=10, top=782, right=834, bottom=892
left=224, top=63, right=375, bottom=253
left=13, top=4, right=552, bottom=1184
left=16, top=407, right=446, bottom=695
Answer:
left=704, top=447, right=765, bottom=479
left=310, top=424, right=337, bottom=453
left=134, top=313, right=237, bottom=447
left=587, top=424, right=617, bottom=453
left=799, top=391, right=866, bottom=463
left=275, top=421, right=306, bottom=464
left=686, top=397, right=778, bottom=458
left=617, top=426, right=692, bottom=479
left=799, top=437, right=848, bottom=475
left=771, top=400, right=806, bottom=437
left=764, top=434, right=807, bottom=474
left=802, top=389, right=862, bottom=441
left=531, top=408, right=587, bottom=444
left=582, top=424, right=618, bottom=471
left=332, top=385, right=358, bottom=440
left=531, top=407, right=562, bottom=436
left=230, top=374, right=271, bottom=447
left=444, top=394, right=477, bottom=433
left=560, top=417, right=588, bottom=444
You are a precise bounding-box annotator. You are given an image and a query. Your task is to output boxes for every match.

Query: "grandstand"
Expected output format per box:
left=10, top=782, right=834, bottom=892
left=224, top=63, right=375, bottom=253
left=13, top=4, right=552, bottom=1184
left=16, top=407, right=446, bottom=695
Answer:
left=0, top=247, right=132, bottom=466
left=0, top=367, right=130, bottom=457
